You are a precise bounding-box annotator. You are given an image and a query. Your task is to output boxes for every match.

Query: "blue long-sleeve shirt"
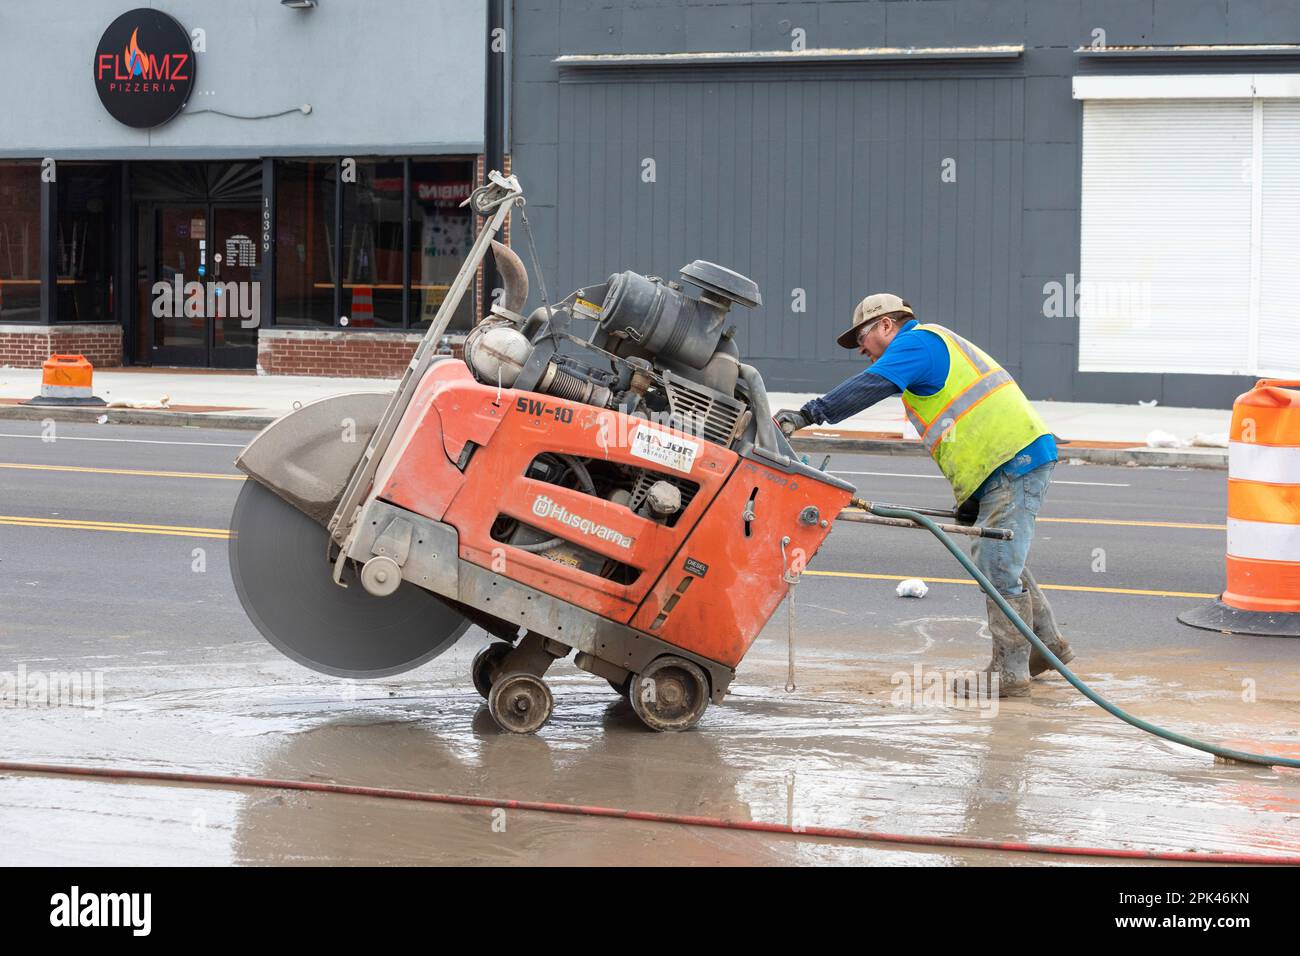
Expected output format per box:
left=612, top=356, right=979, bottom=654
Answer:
left=802, top=371, right=902, bottom=425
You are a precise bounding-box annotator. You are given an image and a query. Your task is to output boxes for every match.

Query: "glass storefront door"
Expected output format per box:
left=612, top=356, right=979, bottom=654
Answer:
left=210, top=204, right=260, bottom=362
left=139, top=201, right=260, bottom=368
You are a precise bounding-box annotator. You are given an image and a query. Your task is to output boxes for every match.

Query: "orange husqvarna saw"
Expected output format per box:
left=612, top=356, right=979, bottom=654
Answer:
left=229, top=172, right=854, bottom=733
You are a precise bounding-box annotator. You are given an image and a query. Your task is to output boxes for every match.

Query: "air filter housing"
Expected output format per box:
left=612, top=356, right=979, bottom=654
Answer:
left=599, top=260, right=760, bottom=370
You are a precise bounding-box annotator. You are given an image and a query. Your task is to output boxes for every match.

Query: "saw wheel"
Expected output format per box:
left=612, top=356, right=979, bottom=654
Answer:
left=229, top=479, right=470, bottom=678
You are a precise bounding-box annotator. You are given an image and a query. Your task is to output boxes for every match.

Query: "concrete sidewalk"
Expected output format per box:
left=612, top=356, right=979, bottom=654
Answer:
left=0, top=367, right=394, bottom=431
left=0, top=366, right=1233, bottom=467
left=0, top=367, right=394, bottom=413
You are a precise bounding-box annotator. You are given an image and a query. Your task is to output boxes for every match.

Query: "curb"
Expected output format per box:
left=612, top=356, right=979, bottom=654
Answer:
left=1055, top=445, right=1228, bottom=470
left=788, top=434, right=1227, bottom=470
left=0, top=404, right=273, bottom=431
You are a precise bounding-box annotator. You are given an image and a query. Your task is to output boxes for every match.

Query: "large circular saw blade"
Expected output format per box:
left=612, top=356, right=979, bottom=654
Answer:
left=229, top=479, right=470, bottom=678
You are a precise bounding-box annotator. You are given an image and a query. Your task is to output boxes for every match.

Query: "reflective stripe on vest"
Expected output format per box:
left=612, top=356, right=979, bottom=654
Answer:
left=902, top=321, right=993, bottom=438
left=916, top=368, right=1014, bottom=453
left=903, top=402, right=926, bottom=438
left=901, top=324, right=1050, bottom=502
left=932, top=324, right=993, bottom=376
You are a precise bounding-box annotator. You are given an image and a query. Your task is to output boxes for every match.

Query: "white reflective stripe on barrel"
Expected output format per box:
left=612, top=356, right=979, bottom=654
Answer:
left=1229, top=441, right=1300, bottom=485
left=39, top=384, right=94, bottom=398
left=1227, top=517, right=1300, bottom=562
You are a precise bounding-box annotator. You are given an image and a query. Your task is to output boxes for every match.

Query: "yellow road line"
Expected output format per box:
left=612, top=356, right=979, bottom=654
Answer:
left=0, top=513, right=1218, bottom=598
left=0, top=462, right=243, bottom=481
left=803, top=569, right=1216, bottom=600
left=0, top=515, right=230, bottom=539
left=0, top=515, right=228, bottom=533
left=1037, top=516, right=1225, bottom=531
left=0, top=463, right=1226, bottom=530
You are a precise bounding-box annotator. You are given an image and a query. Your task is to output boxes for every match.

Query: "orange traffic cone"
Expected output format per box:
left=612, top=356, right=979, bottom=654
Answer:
left=1180, top=379, right=1300, bottom=636
left=347, top=285, right=375, bottom=328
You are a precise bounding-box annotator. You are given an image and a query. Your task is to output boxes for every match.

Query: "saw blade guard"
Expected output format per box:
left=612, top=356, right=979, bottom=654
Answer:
left=234, top=391, right=392, bottom=526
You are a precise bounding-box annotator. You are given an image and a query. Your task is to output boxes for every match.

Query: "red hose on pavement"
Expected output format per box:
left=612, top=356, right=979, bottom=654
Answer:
left=2, top=759, right=1295, bottom=865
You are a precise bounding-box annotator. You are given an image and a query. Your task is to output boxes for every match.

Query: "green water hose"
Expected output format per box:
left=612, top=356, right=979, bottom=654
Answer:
left=867, top=503, right=1300, bottom=770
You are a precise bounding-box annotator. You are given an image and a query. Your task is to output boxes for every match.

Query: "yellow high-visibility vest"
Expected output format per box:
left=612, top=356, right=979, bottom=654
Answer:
left=900, top=324, right=1050, bottom=502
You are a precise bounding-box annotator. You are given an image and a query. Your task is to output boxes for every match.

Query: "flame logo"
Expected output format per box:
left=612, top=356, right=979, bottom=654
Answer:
left=124, top=28, right=146, bottom=78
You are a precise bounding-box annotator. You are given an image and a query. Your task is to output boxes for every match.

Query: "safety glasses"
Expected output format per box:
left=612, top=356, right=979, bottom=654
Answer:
left=856, top=318, right=884, bottom=348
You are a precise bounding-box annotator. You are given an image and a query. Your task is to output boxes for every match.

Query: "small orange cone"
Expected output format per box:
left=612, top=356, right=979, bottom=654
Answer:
left=347, top=285, right=375, bottom=328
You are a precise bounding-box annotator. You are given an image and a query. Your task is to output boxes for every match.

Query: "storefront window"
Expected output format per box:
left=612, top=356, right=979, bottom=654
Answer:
left=340, top=161, right=404, bottom=329
left=56, top=165, right=116, bottom=323
left=410, top=160, right=474, bottom=330
left=274, top=156, right=475, bottom=331
left=275, top=160, right=336, bottom=327
left=0, top=162, right=40, bottom=322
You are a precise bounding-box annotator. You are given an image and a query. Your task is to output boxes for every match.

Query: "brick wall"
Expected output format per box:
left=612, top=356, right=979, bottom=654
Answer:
left=0, top=324, right=122, bottom=369
left=257, top=329, right=465, bottom=378
left=2, top=324, right=471, bottom=378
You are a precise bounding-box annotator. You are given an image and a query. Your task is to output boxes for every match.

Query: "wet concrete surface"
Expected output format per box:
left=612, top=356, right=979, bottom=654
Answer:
left=1, top=422, right=1298, bottom=865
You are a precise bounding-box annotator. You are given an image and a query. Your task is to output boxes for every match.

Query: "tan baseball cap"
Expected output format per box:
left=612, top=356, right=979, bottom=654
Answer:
left=836, top=293, right=914, bottom=349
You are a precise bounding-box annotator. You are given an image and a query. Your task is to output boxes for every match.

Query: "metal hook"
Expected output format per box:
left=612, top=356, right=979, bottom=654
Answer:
left=780, top=535, right=797, bottom=692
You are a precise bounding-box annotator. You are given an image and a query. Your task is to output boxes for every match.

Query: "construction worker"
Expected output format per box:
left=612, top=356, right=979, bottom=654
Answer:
left=774, top=294, right=1075, bottom=698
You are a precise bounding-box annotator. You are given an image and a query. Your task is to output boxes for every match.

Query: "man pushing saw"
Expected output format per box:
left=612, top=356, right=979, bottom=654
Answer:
left=774, top=294, right=1076, bottom=699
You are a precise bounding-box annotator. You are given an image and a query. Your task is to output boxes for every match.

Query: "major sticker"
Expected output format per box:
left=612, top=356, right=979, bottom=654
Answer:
left=630, top=424, right=700, bottom=474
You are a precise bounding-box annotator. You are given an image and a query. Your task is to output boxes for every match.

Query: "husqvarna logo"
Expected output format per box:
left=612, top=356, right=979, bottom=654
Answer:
left=531, top=495, right=634, bottom=549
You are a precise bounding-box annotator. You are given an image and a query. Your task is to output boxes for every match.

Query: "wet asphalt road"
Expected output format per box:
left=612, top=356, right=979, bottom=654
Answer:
left=1, top=420, right=1297, bottom=865
left=0, top=419, right=1249, bottom=661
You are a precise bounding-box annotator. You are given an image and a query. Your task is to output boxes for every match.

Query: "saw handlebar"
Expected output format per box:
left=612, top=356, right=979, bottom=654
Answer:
left=839, top=499, right=1013, bottom=540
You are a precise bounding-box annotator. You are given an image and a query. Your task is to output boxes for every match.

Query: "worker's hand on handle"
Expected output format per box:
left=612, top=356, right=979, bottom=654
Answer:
left=774, top=408, right=812, bottom=437
left=955, top=496, right=980, bottom=527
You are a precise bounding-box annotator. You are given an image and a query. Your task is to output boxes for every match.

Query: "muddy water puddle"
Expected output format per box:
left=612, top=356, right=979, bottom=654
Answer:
left=3, top=627, right=1299, bottom=865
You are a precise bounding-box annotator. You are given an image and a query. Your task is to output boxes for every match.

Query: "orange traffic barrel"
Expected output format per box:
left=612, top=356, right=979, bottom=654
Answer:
left=20, top=354, right=107, bottom=407
left=1180, top=379, right=1300, bottom=636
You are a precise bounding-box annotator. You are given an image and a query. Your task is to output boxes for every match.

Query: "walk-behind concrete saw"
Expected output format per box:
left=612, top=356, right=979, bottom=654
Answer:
left=229, top=171, right=857, bottom=733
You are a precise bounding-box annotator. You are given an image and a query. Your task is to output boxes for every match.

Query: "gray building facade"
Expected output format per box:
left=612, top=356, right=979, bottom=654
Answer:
left=508, top=0, right=1300, bottom=407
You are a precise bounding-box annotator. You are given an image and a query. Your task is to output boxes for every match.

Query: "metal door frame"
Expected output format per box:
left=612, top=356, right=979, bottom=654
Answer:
left=136, top=199, right=259, bottom=368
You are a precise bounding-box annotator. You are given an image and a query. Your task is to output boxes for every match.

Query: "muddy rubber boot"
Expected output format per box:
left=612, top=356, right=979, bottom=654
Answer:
left=953, top=592, right=1033, bottom=700
left=1021, top=567, right=1075, bottom=677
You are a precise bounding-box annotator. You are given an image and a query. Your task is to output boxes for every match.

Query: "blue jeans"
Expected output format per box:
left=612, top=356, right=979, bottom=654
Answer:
left=969, top=462, right=1055, bottom=597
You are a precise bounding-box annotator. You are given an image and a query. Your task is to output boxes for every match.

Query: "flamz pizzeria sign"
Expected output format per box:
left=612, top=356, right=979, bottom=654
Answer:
left=93, top=9, right=195, bottom=129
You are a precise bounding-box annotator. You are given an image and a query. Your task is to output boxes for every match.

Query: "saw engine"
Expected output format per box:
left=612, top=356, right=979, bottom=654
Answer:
left=458, top=246, right=789, bottom=579
left=230, top=172, right=854, bottom=733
